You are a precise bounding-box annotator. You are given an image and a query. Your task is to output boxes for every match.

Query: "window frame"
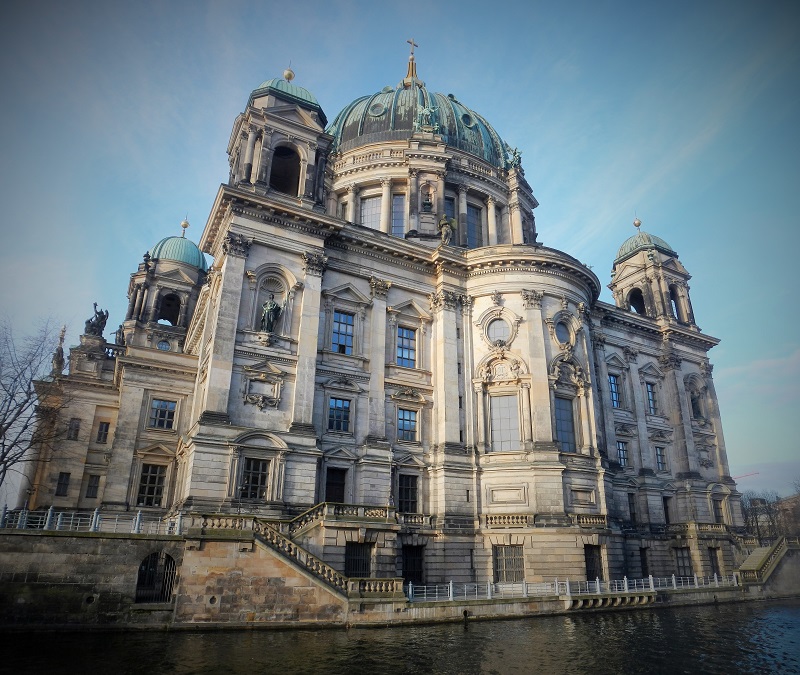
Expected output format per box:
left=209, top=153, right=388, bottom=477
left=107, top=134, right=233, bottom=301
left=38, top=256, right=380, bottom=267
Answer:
left=656, top=446, right=667, bottom=472
left=675, top=547, right=693, bottom=577
left=85, top=474, right=100, bottom=499
left=489, top=392, right=521, bottom=452
left=608, top=373, right=622, bottom=409
left=331, top=310, right=355, bottom=355
left=396, top=325, right=417, bottom=369
left=136, top=463, right=167, bottom=507
left=345, top=542, right=372, bottom=578
left=397, top=408, right=418, bottom=442
left=55, top=471, right=71, bottom=497
left=466, top=203, right=483, bottom=248
left=493, top=544, right=524, bottom=583
left=391, top=193, right=406, bottom=238
left=553, top=395, right=577, bottom=453
left=645, top=382, right=658, bottom=415
left=327, top=397, right=352, bottom=433
left=359, top=194, right=381, bottom=230
left=240, top=456, right=270, bottom=501
left=96, top=421, right=110, bottom=444
left=66, top=418, right=81, bottom=441
left=616, top=440, right=629, bottom=467
left=398, top=473, right=419, bottom=513
left=148, top=398, right=177, bottom=431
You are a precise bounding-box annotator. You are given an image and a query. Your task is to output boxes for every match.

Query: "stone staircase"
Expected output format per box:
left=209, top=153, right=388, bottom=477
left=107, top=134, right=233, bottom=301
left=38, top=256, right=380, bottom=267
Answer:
left=739, top=537, right=800, bottom=583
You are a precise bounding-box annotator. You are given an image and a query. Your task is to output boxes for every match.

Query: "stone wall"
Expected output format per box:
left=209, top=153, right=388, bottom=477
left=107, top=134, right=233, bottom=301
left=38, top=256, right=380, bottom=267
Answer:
left=0, top=530, right=183, bottom=626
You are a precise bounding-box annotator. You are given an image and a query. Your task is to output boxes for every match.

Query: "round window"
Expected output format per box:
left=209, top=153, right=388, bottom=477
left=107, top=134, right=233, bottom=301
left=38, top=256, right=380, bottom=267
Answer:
left=157, top=340, right=170, bottom=351
left=369, top=103, right=386, bottom=117
left=461, top=113, right=474, bottom=127
left=555, top=321, right=571, bottom=344
left=487, top=319, right=510, bottom=343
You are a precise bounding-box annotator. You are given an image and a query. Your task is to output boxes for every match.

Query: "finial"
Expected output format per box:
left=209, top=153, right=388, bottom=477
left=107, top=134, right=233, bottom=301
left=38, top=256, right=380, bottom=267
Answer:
left=405, top=38, right=419, bottom=80
left=283, top=65, right=295, bottom=82
left=181, top=217, right=190, bottom=237
left=633, top=217, right=642, bottom=230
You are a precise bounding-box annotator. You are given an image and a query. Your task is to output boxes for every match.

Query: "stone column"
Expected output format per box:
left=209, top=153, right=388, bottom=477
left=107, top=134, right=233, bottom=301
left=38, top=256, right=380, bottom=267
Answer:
left=298, top=157, right=308, bottom=198
left=409, top=169, right=419, bottom=232
left=367, top=277, right=390, bottom=440
left=660, top=351, right=698, bottom=476
left=127, top=284, right=141, bottom=320
left=458, top=185, right=468, bottom=246
left=430, top=290, right=460, bottom=447
left=202, top=233, right=252, bottom=417
left=486, top=196, right=498, bottom=246
left=510, top=201, right=524, bottom=244
left=436, top=171, right=446, bottom=217
left=242, top=127, right=258, bottom=183
left=177, top=292, right=189, bottom=328
left=521, top=382, right=533, bottom=446
left=345, top=185, right=357, bottom=223
left=290, top=252, right=327, bottom=433
left=256, top=131, right=273, bottom=185
left=379, top=178, right=392, bottom=234
left=133, top=284, right=147, bottom=321
left=521, top=289, right=552, bottom=443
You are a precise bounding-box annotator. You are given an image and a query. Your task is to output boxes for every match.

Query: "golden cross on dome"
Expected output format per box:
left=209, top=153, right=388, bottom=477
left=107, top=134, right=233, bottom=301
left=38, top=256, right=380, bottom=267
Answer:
left=407, top=38, right=418, bottom=58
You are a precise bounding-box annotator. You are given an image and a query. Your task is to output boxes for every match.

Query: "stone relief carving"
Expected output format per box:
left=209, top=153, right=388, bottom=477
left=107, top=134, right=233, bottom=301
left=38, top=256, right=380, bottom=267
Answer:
left=428, top=290, right=459, bottom=312
left=490, top=290, right=503, bottom=306
left=223, top=233, right=253, bottom=257
left=623, top=346, right=639, bottom=363
left=521, top=289, right=543, bottom=309
left=369, top=276, right=391, bottom=299
left=302, top=252, right=327, bottom=276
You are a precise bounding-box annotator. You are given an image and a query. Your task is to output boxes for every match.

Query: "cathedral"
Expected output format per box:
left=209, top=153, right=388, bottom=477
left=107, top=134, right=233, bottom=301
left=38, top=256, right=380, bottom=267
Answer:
left=26, top=50, right=743, bottom=587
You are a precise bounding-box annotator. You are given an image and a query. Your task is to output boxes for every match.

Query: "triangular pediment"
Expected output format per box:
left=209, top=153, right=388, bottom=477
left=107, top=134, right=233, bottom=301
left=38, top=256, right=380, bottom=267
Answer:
left=389, top=300, right=432, bottom=322
left=605, top=353, right=627, bottom=370
left=322, top=283, right=371, bottom=306
left=638, top=361, right=664, bottom=379
left=393, top=452, right=426, bottom=468
left=135, top=443, right=175, bottom=459
left=265, top=104, right=325, bottom=132
left=324, top=446, right=358, bottom=461
left=243, top=360, right=284, bottom=377
left=154, top=268, right=195, bottom=284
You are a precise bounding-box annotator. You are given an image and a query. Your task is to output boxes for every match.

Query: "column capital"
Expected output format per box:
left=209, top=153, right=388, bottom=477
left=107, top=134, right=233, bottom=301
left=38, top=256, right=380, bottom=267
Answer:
left=521, top=289, right=543, bottom=309
left=346, top=184, right=359, bottom=195
left=302, top=252, right=327, bottom=277
left=457, top=184, right=468, bottom=195
left=369, top=276, right=391, bottom=299
left=380, top=177, right=392, bottom=188
left=222, top=233, right=253, bottom=258
left=485, top=195, right=496, bottom=206
left=429, top=290, right=459, bottom=312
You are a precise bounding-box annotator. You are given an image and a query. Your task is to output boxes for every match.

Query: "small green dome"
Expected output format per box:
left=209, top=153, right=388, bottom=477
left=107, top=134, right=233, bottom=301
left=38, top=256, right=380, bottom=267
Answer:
left=615, top=229, right=676, bottom=263
left=248, top=77, right=327, bottom=125
left=149, top=236, right=208, bottom=271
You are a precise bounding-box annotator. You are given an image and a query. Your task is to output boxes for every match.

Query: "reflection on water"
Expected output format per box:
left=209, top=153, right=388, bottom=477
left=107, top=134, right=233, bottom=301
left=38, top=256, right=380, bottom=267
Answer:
left=2, top=599, right=799, bottom=675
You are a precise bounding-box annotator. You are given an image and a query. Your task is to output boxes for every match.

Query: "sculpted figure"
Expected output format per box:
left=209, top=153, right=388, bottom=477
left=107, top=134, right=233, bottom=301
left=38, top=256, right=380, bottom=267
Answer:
left=260, top=294, right=282, bottom=333
left=84, top=302, right=109, bottom=336
left=438, top=215, right=453, bottom=246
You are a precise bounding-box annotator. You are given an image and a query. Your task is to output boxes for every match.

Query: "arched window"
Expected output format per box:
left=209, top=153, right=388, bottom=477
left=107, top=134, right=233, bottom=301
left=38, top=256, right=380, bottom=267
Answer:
left=669, top=285, right=685, bottom=323
left=157, top=293, right=180, bottom=326
left=135, top=551, right=176, bottom=603
left=628, top=288, right=647, bottom=315
left=269, top=146, right=301, bottom=196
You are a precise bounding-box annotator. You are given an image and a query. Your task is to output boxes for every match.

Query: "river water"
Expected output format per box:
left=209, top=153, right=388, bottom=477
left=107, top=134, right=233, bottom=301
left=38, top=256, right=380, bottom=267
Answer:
left=2, top=599, right=799, bottom=674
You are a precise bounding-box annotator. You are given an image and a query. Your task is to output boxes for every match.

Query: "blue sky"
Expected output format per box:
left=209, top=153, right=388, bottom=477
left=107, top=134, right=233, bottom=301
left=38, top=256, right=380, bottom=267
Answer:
left=0, top=0, right=797, bottom=495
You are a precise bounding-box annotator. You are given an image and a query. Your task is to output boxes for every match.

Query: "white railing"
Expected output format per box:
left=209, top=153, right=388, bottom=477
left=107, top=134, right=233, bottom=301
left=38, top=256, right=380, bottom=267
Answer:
left=406, top=574, right=738, bottom=602
left=1, top=507, right=182, bottom=536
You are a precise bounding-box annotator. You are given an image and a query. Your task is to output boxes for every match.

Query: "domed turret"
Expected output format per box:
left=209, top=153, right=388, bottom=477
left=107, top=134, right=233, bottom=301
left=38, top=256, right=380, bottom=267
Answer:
left=149, top=234, right=208, bottom=271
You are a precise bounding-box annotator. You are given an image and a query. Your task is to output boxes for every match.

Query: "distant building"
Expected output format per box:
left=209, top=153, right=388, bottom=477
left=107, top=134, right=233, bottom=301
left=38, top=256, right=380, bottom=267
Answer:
left=26, top=53, right=744, bottom=585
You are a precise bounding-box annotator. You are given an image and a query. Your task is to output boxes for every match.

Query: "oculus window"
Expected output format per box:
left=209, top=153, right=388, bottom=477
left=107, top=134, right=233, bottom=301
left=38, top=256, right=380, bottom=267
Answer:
left=487, top=319, right=510, bottom=343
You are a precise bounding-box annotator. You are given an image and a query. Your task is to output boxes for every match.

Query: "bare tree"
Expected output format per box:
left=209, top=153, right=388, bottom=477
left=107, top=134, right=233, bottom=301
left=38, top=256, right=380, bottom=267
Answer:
left=0, top=319, right=66, bottom=495
left=740, top=490, right=787, bottom=546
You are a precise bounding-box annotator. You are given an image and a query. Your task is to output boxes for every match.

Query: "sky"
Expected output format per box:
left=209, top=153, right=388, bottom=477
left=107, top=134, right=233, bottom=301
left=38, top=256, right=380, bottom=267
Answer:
left=0, top=0, right=798, bottom=497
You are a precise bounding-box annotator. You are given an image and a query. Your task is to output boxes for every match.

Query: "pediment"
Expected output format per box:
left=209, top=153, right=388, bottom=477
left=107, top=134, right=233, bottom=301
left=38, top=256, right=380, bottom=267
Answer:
left=324, top=446, right=358, bottom=460
left=389, top=300, right=432, bottom=322
left=155, top=268, right=195, bottom=284
left=243, top=360, right=285, bottom=378
left=390, top=387, right=426, bottom=402
left=393, top=452, right=426, bottom=468
left=322, top=283, right=371, bottom=306
left=661, top=258, right=687, bottom=274
left=638, top=361, right=664, bottom=379
left=233, top=431, right=287, bottom=449
left=264, top=104, right=325, bottom=133
left=135, top=443, right=175, bottom=459
left=324, top=376, right=363, bottom=393
left=605, top=353, right=627, bottom=370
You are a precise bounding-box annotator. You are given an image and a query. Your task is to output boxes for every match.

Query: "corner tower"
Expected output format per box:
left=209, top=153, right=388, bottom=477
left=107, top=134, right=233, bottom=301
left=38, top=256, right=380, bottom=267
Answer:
left=609, top=219, right=697, bottom=328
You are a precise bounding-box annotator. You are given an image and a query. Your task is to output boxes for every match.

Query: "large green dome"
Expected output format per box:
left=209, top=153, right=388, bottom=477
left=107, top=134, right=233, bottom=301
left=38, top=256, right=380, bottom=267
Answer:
left=149, top=235, right=208, bottom=271
left=326, top=77, right=512, bottom=169
left=615, top=228, right=676, bottom=263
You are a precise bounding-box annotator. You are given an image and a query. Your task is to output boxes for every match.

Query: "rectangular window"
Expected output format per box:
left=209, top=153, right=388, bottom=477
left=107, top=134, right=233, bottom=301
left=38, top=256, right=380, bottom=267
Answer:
left=396, top=326, right=416, bottom=368
left=85, top=474, right=100, bottom=499
left=554, top=396, right=576, bottom=453
left=663, top=496, right=672, bottom=525
left=493, top=545, right=524, bottom=582
left=149, top=399, right=176, bottom=429
left=639, top=548, right=650, bottom=577
left=646, top=382, right=658, bottom=415
left=490, top=394, right=520, bottom=452
left=627, top=493, right=637, bottom=525
left=402, top=545, right=424, bottom=584
left=391, top=194, right=406, bottom=237
left=656, top=446, right=667, bottom=471
left=327, top=398, right=351, bottom=432
left=675, top=547, right=693, bottom=577
left=339, top=201, right=347, bottom=220
left=137, top=464, right=166, bottom=506
left=67, top=418, right=81, bottom=441
left=584, top=544, right=603, bottom=580
left=241, top=457, right=269, bottom=500
left=345, top=542, right=372, bottom=577
left=617, top=441, right=628, bottom=467
left=397, top=408, right=417, bottom=441
left=331, top=311, right=354, bottom=355
left=608, top=374, right=621, bottom=408
left=713, top=499, right=725, bottom=524
left=708, top=547, right=722, bottom=577
left=359, top=195, right=381, bottom=230
left=444, top=197, right=455, bottom=220
left=55, top=472, right=70, bottom=497
left=96, top=422, right=110, bottom=444
left=466, top=204, right=482, bottom=248
left=325, top=467, right=347, bottom=503
left=398, top=474, right=418, bottom=513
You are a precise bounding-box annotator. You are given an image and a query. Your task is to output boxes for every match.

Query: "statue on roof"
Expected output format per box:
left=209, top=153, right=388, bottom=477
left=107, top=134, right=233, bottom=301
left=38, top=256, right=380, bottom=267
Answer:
left=84, top=303, right=109, bottom=337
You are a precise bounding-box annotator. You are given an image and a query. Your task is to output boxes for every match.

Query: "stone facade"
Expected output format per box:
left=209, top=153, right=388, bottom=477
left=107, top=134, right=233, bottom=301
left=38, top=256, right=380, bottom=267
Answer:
left=24, top=57, right=744, bottom=600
